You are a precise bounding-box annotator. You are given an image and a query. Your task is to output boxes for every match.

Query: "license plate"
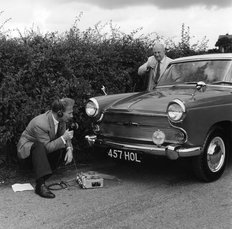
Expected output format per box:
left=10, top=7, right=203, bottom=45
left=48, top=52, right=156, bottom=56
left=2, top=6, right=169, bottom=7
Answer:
left=108, top=148, right=141, bottom=163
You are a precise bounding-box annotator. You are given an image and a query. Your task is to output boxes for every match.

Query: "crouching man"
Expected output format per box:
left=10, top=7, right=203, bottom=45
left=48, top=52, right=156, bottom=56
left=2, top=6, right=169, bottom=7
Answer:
left=17, top=98, right=75, bottom=198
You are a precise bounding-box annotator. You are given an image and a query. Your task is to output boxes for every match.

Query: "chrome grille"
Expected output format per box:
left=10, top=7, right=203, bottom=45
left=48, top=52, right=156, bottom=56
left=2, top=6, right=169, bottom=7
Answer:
left=99, top=112, right=185, bottom=144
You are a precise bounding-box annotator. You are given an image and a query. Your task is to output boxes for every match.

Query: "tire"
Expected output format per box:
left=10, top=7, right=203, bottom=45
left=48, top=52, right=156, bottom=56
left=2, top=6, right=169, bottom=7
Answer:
left=192, top=127, right=228, bottom=182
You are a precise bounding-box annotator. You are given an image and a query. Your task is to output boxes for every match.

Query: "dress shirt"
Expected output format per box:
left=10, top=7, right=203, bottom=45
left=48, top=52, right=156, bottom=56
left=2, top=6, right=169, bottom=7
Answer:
left=52, top=114, right=66, bottom=144
left=52, top=114, right=59, bottom=135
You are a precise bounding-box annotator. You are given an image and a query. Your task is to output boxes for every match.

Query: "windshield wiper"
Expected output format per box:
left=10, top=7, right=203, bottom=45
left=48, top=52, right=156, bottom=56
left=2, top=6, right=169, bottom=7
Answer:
left=211, top=81, right=232, bottom=85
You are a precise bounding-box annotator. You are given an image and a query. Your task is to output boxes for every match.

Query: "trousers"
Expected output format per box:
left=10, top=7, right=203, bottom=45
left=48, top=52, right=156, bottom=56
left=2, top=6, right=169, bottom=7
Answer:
left=19, top=142, right=63, bottom=180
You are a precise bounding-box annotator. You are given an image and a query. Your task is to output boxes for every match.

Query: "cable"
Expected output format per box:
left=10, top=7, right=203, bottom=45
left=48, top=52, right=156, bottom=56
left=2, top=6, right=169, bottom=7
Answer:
left=47, top=181, right=68, bottom=190
left=47, top=156, right=104, bottom=190
left=48, top=158, right=79, bottom=191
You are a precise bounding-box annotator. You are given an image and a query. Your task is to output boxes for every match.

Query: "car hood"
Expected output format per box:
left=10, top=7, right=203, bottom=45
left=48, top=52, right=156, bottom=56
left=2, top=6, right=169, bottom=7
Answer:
left=106, top=85, right=232, bottom=114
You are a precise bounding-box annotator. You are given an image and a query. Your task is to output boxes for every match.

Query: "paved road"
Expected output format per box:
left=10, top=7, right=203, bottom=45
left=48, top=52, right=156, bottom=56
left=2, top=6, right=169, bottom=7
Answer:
left=1, top=155, right=232, bottom=229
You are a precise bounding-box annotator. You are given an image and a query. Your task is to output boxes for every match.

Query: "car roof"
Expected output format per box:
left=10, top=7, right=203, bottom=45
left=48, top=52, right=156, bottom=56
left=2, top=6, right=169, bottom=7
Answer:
left=171, top=53, right=232, bottom=63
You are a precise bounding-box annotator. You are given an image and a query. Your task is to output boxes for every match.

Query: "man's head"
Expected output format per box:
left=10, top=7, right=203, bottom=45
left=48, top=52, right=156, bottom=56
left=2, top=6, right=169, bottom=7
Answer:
left=51, top=98, right=75, bottom=122
left=152, top=43, right=166, bottom=62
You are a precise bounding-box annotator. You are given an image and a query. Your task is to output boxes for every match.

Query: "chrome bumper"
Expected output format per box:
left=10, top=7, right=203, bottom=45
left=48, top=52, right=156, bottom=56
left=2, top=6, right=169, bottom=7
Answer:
left=85, top=135, right=202, bottom=160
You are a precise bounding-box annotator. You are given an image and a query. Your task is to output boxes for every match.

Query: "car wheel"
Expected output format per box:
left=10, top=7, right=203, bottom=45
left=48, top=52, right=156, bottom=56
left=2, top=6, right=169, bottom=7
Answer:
left=192, top=128, right=228, bottom=182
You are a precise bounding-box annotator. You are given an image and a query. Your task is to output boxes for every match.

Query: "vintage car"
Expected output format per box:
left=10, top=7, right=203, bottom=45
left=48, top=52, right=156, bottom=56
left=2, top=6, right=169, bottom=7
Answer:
left=85, top=53, right=232, bottom=182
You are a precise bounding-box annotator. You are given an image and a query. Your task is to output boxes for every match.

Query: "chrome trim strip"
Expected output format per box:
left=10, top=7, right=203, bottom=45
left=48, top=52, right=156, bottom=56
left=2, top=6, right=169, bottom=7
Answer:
left=102, top=120, right=156, bottom=127
left=172, top=99, right=186, bottom=112
left=104, top=110, right=168, bottom=117
left=97, top=113, right=104, bottom=122
left=168, top=120, right=188, bottom=143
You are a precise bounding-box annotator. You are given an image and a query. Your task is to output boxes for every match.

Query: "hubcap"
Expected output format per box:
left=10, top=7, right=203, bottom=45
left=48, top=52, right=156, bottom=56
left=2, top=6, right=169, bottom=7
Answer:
left=207, top=136, right=225, bottom=172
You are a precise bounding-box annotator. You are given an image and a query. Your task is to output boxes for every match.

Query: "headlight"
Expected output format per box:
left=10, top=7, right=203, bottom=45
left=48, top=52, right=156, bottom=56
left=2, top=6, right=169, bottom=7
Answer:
left=167, top=99, right=186, bottom=122
left=85, top=98, right=99, bottom=117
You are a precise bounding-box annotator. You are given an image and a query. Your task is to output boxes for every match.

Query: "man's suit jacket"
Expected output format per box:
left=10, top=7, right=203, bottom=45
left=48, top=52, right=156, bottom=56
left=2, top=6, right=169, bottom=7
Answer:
left=138, top=55, right=173, bottom=78
left=17, top=110, right=72, bottom=159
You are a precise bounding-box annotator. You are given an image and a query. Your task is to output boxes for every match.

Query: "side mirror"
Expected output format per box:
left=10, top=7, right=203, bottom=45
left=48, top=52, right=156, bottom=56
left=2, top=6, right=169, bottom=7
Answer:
left=196, top=81, right=206, bottom=92
left=191, top=81, right=207, bottom=100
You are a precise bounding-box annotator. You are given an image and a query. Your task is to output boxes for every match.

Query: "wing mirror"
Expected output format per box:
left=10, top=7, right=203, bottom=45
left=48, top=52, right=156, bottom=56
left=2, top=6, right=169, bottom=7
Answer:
left=196, top=81, right=206, bottom=92
left=191, top=81, right=207, bottom=100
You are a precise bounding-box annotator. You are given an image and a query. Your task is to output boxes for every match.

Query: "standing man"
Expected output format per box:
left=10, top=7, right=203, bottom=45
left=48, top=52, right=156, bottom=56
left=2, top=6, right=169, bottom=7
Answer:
left=138, top=43, right=173, bottom=88
left=17, top=98, right=75, bottom=198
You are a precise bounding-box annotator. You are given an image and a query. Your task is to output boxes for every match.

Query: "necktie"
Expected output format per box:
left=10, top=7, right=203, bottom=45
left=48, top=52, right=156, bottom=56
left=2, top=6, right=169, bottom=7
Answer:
left=56, top=122, right=62, bottom=138
left=153, top=61, right=161, bottom=85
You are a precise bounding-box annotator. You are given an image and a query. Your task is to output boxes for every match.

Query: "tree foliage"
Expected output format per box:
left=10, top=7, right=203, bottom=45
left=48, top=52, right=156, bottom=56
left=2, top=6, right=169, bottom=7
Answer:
left=167, top=23, right=209, bottom=58
left=215, top=36, right=232, bottom=52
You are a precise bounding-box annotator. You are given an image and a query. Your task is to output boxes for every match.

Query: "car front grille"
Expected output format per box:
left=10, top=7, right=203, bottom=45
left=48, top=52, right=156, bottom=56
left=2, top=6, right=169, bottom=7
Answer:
left=98, top=112, right=186, bottom=144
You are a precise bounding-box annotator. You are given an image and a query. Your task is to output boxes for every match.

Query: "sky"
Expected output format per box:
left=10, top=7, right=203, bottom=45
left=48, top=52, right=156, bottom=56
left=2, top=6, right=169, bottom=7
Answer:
left=1, top=0, right=232, bottom=49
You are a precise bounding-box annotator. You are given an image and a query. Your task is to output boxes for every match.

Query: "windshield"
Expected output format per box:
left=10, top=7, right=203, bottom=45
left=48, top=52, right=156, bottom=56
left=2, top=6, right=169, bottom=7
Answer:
left=158, top=60, right=232, bottom=86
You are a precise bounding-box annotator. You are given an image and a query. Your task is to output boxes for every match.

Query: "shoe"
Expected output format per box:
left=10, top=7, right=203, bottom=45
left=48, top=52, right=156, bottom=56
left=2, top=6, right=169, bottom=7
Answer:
left=35, top=183, right=55, bottom=198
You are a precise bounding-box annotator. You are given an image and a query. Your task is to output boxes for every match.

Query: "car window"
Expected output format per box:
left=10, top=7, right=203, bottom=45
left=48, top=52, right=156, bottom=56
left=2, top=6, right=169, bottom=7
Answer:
left=158, top=60, right=232, bottom=86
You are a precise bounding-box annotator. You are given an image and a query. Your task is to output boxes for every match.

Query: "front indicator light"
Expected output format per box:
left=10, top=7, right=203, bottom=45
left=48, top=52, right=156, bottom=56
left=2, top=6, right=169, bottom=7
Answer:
left=152, top=130, right=165, bottom=146
left=175, top=131, right=185, bottom=142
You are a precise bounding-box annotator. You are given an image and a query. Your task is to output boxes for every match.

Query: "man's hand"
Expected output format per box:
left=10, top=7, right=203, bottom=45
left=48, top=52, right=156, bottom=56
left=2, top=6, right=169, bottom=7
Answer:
left=64, top=148, right=73, bottom=165
left=146, top=56, right=156, bottom=70
left=62, top=129, right=74, bottom=141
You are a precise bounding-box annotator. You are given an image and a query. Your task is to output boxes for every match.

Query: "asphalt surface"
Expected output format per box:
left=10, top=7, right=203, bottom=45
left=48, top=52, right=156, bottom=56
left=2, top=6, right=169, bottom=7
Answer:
left=1, top=155, right=232, bottom=229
